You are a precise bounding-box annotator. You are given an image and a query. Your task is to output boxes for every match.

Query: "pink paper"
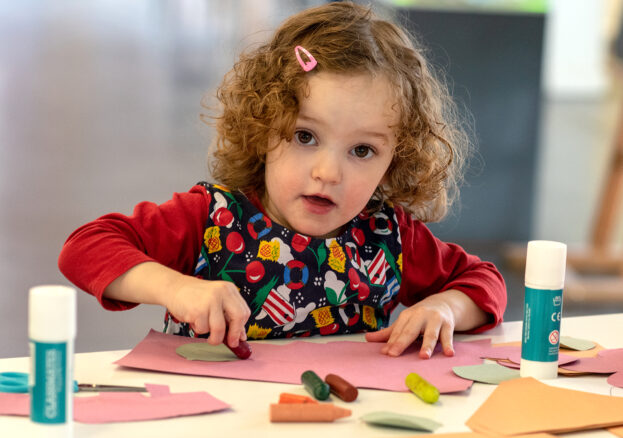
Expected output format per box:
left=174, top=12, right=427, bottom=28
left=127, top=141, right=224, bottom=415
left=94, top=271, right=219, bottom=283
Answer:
left=144, top=383, right=171, bottom=396
left=496, top=359, right=520, bottom=369
left=74, top=383, right=229, bottom=423
left=561, top=349, right=623, bottom=374
left=0, top=392, right=28, bottom=416
left=483, top=345, right=578, bottom=367
left=0, top=384, right=229, bottom=423
left=115, top=330, right=492, bottom=393
left=608, top=371, right=623, bottom=388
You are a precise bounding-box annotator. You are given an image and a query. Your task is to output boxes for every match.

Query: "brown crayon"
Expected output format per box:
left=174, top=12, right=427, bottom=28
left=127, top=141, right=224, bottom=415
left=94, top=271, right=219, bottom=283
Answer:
left=325, top=373, right=358, bottom=402
left=269, top=403, right=351, bottom=422
left=278, top=393, right=319, bottom=404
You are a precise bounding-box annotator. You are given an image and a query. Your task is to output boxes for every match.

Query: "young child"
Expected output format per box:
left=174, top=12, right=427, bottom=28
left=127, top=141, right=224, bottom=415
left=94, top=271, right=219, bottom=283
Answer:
left=58, top=2, right=506, bottom=359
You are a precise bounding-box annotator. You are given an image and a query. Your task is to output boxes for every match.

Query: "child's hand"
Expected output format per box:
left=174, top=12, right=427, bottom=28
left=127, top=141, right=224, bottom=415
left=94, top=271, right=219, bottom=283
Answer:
left=366, top=293, right=456, bottom=359
left=165, top=276, right=251, bottom=348
left=365, top=289, right=488, bottom=359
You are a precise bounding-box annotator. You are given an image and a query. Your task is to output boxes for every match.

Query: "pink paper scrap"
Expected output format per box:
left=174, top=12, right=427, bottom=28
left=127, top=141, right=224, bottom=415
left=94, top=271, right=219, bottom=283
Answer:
left=115, top=330, right=493, bottom=393
left=608, top=371, right=623, bottom=388
left=0, top=383, right=229, bottom=423
left=561, top=348, right=623, bottom=374
left=0, top=391, right=29, bottom=417
left=483, top=345, right=579, bottom=367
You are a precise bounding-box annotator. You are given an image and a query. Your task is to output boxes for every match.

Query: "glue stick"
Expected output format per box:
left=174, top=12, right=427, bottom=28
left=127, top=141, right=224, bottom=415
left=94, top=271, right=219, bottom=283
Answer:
left=520, top=241, right=566, bottom=379
left=29, top=285, right=76, bottom=437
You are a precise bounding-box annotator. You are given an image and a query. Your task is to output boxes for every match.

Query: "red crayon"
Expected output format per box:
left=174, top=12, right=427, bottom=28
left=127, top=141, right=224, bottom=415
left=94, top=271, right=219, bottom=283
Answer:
left=226, top=340, right=252, bottom=359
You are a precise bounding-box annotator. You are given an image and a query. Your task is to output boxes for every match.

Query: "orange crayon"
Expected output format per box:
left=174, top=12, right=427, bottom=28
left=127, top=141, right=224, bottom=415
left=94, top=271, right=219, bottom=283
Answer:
left=279, top=393, right=319, bottom=404
left=269, top=403, right=351, bottom=422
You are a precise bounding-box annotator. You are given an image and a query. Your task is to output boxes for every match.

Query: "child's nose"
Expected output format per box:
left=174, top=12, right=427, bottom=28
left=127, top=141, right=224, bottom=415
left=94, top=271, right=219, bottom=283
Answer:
left=311, top=150, right=341, bottom=184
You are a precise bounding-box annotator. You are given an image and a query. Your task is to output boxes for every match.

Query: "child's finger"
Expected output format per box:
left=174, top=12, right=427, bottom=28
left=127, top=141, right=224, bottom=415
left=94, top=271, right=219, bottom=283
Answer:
left=364, top=327, right=392, bottom=343
left=225, top=316, right=247, bottom=348
left=418, top=321, right=441, bottom=359
left=207, top=310, right=226, bottom=345
left=190, top=315, right=210, bottom=335
left=223, top=295, right=251, bottom=347
left=386, top=318, right=424, bottom=357
left=439, top=324, right=454, bottom=356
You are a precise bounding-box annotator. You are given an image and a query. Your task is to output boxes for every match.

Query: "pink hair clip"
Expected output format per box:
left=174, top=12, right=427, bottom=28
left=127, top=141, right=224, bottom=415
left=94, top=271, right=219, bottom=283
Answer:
left=294, top=45, right=317, bottom=72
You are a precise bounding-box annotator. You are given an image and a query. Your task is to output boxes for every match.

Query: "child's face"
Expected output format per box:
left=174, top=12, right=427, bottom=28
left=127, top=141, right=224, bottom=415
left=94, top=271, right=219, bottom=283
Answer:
left=262, top=72, right=398, bottom=238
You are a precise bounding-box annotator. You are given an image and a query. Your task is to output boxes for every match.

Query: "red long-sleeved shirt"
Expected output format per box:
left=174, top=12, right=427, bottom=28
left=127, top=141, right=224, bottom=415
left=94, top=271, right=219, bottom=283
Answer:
left=58, top=185, right=506, bottom=332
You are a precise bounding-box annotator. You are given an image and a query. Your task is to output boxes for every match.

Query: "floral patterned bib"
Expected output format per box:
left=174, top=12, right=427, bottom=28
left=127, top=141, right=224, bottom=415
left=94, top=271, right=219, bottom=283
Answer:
left=164, top=183, right=403, bottom=339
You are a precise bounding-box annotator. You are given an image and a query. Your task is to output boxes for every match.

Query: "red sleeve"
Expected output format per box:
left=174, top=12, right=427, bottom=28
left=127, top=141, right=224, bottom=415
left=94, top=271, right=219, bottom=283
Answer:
left=57, top=185, right=210, bottom=311
left=395, top=207, right=507, bottom=333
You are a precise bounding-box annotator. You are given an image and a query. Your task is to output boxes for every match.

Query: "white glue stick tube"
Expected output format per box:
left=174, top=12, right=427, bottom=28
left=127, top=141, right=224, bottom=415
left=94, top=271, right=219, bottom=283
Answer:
left=29, top=285, right=76, bottom=437
left=520, top=241, right=567, bottom=379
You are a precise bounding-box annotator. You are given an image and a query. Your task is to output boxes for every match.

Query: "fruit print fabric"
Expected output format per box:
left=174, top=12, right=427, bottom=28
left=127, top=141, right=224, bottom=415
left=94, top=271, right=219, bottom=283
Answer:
left=163, top=183, right=403, bottom=340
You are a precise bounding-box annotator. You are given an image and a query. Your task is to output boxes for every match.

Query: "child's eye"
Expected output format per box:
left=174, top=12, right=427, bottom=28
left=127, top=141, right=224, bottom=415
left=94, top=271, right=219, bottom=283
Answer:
left=351, top=145, right=374, bottom=159
left=294, top=130, right=317, bottom=146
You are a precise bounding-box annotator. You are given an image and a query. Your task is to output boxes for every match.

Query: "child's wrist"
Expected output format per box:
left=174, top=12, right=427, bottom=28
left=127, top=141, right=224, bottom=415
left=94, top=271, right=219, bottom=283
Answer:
left=161, top=271, right=192, bottom=309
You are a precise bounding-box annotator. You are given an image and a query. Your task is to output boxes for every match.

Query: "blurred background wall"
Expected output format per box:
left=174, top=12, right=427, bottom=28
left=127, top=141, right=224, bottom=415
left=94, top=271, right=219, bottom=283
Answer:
left=1, top=0, right=622, bottom=358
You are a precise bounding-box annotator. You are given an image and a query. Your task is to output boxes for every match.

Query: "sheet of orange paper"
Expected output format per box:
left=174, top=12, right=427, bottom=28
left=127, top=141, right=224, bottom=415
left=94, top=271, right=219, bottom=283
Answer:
left=115, top=330, right=491, bottom=393
left=609, top=426, right=623, bottom=438
left=466, top=377, right=623, bottom=435
left=424, top=433, right=556, bottom=438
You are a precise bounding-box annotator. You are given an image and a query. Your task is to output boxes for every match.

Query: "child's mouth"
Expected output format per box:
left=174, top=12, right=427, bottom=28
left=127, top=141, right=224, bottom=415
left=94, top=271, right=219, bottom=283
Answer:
left=303, top=195, right=335, bottom=207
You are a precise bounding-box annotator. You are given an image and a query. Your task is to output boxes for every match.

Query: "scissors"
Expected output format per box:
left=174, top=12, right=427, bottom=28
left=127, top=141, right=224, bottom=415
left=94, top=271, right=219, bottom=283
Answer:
left=0, top=371, right=147, bottom=393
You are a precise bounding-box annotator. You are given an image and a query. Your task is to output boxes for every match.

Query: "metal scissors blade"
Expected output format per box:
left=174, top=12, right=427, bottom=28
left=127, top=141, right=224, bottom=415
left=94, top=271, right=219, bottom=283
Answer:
left=77, top=383, right=147, bottom=392
left=0, top=371, right=146, bottom=393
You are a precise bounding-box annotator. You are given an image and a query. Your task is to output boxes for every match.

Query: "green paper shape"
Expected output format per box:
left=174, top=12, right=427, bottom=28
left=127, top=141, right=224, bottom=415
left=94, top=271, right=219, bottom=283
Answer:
left=560, top=336, right=596, bottom=351
left=360, top=411, right=442, bottom=431
left=452, top=363, right=520, bottom=385
left=176, top=342, right=239, bottom=362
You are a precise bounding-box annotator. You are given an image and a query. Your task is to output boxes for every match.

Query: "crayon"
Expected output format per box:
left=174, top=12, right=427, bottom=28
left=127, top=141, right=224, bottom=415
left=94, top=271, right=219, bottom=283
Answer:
left=226, top=339, right=252, bottom=359
left=405, top=372, right=439, bottom=404
left=324, top=373, right=358, bottom=402
left=279, top=393, right=319, bottom=404
left=269, top=403, right=351, bottom=422
left=301, top=370, right=330, bottom=400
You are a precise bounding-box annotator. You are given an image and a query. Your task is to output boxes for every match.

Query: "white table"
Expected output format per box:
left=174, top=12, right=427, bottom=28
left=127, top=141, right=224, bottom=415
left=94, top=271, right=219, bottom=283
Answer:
left=1, top=313, right=622, bottom=437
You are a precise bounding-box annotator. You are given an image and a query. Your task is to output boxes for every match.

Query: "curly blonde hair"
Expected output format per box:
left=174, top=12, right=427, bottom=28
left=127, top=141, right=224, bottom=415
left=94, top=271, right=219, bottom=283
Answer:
left=209, top=1, right=470, bottom=222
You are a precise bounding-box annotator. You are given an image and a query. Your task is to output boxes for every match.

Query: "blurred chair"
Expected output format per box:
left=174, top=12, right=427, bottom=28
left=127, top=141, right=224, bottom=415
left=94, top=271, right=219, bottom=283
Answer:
left=563, top=96, right=623, bottom=302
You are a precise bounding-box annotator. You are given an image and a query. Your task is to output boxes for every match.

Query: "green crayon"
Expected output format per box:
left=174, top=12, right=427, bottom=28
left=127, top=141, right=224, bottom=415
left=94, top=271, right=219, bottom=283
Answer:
left=301, top=370, right=330, bottom=401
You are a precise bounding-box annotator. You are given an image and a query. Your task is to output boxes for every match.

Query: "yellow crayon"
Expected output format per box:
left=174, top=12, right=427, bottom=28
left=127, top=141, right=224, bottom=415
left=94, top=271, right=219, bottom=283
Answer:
left=405, top=372, right=439, bottom=404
